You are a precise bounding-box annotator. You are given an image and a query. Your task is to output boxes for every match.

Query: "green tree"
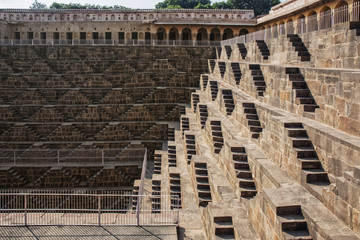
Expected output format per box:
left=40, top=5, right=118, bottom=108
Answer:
left=29, top=0, right=47, bottom=9
left=156, top=0, right=211, bottom=9
left=227, top=0, right=280, bottom=15
left=211, top=1, right=231, bottom=9
left=194, top=3, right=213, bottom=9
left=49, top=2, right=129, bottom=9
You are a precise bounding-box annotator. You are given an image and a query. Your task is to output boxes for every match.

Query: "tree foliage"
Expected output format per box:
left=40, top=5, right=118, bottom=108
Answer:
left=29, top=0, right=47, bottom=9
left=48, top=2, right=129, bottom=9
left=155, top=0, right=280, bottom=15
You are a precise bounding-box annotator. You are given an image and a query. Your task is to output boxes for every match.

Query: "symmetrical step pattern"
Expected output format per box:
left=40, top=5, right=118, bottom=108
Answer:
left=249, top=64, right=266, bottom=97
left=218, top=62, right=226, bottom=79
left=276, top=205, right=313, bottom=240
left=153, top=153, right=162, bottom=174
left=242, top=102, right=263, bottom=139
left=237, top=43, right=247, bottom=59
left=169, top=173, right=182, bottom=209
left=192, top=94, right=200, bottom=113
left=210, top=121, right=224, bottom=154
left=151, top=180, right=161, bottom=213
left=232, top=146, right=257, bottom=198
left=168, top=145, right=177, bottom=168
left=230, top=62, right=242, bottom=85
left=222, top=89, right=235, bottom=115
left=198, top=104, right=208, bottom=129
left=224, top=46, right=232, bottom=59
left=214, top=216, right=235, bottom=239
left=209, top=60, right=216, bottom=73
left=285, top=123, right=329, bottom=184
left=185, top=134, right=197, bottom=164
left=286, top=68, right=319, bottom=113
left=255, top=40, right=270, bottom=60
left=287, top=34, right=311, bottom=62
left=209, top=81, right=219, bottom=101
left=168, top=128, right=175, bottom=141
left=181, top=116, right=190, bottom=136
left=194, top=162, right=212, bottom=207
left=202, top=75, right=209, bottom=90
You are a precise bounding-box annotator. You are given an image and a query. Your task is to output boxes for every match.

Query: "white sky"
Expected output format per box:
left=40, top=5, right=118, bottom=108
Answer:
left=0, top=0, right=225, bottom=9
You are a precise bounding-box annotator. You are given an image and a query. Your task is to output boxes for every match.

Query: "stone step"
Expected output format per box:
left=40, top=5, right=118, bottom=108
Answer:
left=246, top=114, right=259, bottom=120
left=283, top=230, right=313, bottom=240
left=240, top=187, right=257, bottom=198
left=300, top=55, right=311, bottom=61
left=299, top=158, right=322, bottom=169
left=303, top=104, right=319, bottom=112
left=250, top=126, right=262, bottom=132
left=276, top=205, right=301, bottom=215
left=297, top=97, right=315, bottom=104
left=236, top=169, right=252, bottom=178
left=291, top=138, right=313, bottom=148
left=296, top=148, right=317, bottom=158
left=304, top=169, right=329, bottom=183
left=287, top=128, right=308, bottom=137
left=295, top=89, right=310, bottom=97
left=239, top=179, right=255, bottom=188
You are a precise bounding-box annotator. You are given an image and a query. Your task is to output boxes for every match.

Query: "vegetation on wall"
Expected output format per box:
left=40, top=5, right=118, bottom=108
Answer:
left=29, top=0, right=280, bottom=15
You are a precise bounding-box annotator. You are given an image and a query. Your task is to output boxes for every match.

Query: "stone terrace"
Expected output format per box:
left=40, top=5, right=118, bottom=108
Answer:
left=149, top=22, right=360, bottom=239
left=0, top=46, right=214, bottom=189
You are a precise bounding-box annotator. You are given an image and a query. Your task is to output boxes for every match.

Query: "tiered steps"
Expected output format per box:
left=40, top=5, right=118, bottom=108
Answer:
left=224, top=46, right=232, bottom=59
left=230, top=62, right=242, bottom=85
left=285, top=123, right=329, bottom=184
left=231, top=146, right=257, bottom=198
left=249, top=64, right=266, bottom=97
left=221, top=89, right=235, bottom=115
left=287, top=34, right=311, bottom=62
left=192, top=93, right=200, bottom=113
left=209, top=60, right=216, bottom=73
left=277, top=205, right=312, bottom=240
left=217, top=47, right=222, bottom=59
left=214, top=216, right=235, bottom=239
left=168, top=145, right=177, bottom=168
left=131, top=180, right=140, bottom=210
left=286, top=68, right=319, bottom=113
left=151, top=180, right=161, bottom=213
left=218, top=62, right=226, bottom=78
left=210, top=121, right=224, bottom=154
left=198, top=104, right=209, bottom=129
left=242, top=102, right=262, bottom=139
left=237, top=43, right=247, bottom=60
left=153, top=153, right=162, bottom=174
left=255, top=40, right=270, bottom=60
left=169, top=172, right=182, bottom=209
left=168, top=128, right=175, bottom=141
left=181, top=116, right=190, bottom=136
left=185, top=134, right=197, bottom=164
left=209, top=81, right=219, bottom=101
left=202, top=75, right=209, bottom=90
left=194, top=162, right=212, bottom=207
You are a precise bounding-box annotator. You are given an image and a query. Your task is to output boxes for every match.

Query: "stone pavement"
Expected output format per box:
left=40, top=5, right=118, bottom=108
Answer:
left=0, top=225, right=177, bottom=240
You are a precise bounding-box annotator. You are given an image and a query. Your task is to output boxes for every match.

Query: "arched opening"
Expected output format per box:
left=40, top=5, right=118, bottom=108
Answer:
left=169, top=27, right=179, bottom=42
left=297, top=14, right=306, bottom=34
left=222, top=28, right=233, bottom=40
left=272, top=24, right=278, bottom=38
left=197, top=28, right=208, bottom=45
left=182, top=28, right=192, bottom=44
left=307, top=11, right=318, bottom=32
left=279, top=21, right=285, bottom=35
left=239, top=28, right=249, bottom=36
left=157, top=28, right=166, bottom=44
left=320, top=6, right=332, bottom=29
left=210, top=28, right=221, bottom=44
left=286, top=19, right=294, bottom=34
left=334, top=1, right=349, bottom=24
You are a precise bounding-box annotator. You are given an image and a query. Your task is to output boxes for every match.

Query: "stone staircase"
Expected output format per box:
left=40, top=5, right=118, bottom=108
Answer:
left=209, top=120, right=224, bottom=154
left=242, top=102, right=262, bottom=139
left=168, top=145, right=177, bottom=168
left=237, top=43, right=247, bottom=60
left=230, top=62, right=242, bottom=85
left=255, top=40, right=270, bottom=60
left=184, top=134, right=197, bottom=164
left=218, top=61, right=226, bottom=79
left=287, top=34, right=311, bottom=62
left=209, top=81, right=219, bottom=101
left=224, top=46, right=232, bottom=59
left=221, top=89, right=235, bottom=115
left=249, top=64, right=266, bottom=97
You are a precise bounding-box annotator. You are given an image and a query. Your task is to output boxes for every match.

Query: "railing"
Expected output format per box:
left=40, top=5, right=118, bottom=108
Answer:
left=221, top=3, right=359, bottom=46
left=0, top=148, right=146, bottom=166
left=0, top=190, right=179, bottom=226
left=0, top=39, right=221, bottom=47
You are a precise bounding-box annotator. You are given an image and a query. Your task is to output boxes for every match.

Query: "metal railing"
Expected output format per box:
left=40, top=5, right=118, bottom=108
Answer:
left=221, top=3, right=359, bottom=46
left=0, top=190, right=179, bottom=226
left=0, top=148, right=146, bottom=166
left=0, top=39, right=221, bottom=47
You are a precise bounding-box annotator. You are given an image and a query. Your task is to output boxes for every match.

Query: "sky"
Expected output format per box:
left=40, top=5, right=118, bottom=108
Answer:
left=0, top=0, right=225, bottom=9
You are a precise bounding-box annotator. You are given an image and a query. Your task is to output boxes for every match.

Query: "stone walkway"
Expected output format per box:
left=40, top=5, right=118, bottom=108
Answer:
left=0, top=225, right=177, bottom=239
